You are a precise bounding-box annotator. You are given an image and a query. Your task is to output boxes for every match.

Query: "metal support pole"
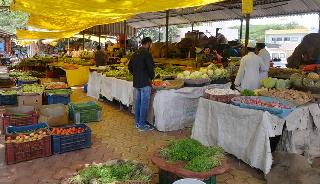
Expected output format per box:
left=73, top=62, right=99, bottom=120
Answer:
left=191, top=23, right=194, bottom=32
left=244, top=14, right=250, bottom=50
left=124, top=20, right=127, bottom=55
left=99, top=25, right=101, bottom=45
left=82, top=32, right=85, bottom=50
left=240, top=18, right=243, bottom=41
left=165, top=10, right=169, bottom=58
left=67, top=38, right=70, bottom=52
left=318, top=12, right=320, bottom=33
left=158, top=26, right=161, bottom=42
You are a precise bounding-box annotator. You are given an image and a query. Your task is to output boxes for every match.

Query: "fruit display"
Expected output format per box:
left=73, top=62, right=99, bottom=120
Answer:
left=154, top=66, right=183, bottom=79
left=152, top=79, right=184, bottom=90
left=290, top=72, right=320, bottom=91
left=104, top=67, right=133, bottom=81
left=80, top=50, right=94, bottom=59
left=232, top=96, right=292, bottom=109
left=44, top=82, right=68, bottom=90
left=67, top=160, right=151, bottom=184
left=159, top=138, right=224, bottom=172
left=45, top=89, right=72, bottom=95
left=51, top=127, right=85, bottom=135
left=261, top=77, right=291, bottom=89
left=63, top=63, right=80, bottom=70
left=255, top=88, right=312, bottom=106
left=205, top=88, right=240, bottom=96
left=5, top=129, right=50, bottom=144
left=0, top=90, right=17, bottom=95
left=268, top=68, right=301, bottom=79
left=20, top=84, right=44, bottom=94
left=58, top=57, right=93, bottom=66
left=9, top=71, right=31, bottom=78
left=17, top=75, right=38, bottom=81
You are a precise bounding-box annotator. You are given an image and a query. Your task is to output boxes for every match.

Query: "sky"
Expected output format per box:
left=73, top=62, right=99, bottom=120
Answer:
left=203, top=14, right=319, bottom=31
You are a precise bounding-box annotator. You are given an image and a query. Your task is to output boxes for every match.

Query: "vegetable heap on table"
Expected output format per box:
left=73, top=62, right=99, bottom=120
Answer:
left=0, top=90, right=17, bottom=95
left=154, top=66, right=182, bottom=78
left=240, top=89, right=256, bottom=96
left=45, top=82, right=68, bottom=90
left=104, top=67, right=133, bottom=81
left=255, top=88, right=312, bottom=106
left=20, top=84, right=44, bottom=94
left=261, top=77, right=291, bottom=89
left=17, top=75, right=38, bottom=81
left=5, top=129, right=50, bottom=144
left=160, top=138, right=224, bottom=172
left=45, top=89, right=72, bottom=95
left=9, top=71, right=30, bottom=78
left=290, top=72, right=320, bottom=89
left=232, top=97, right=292, bottom=109
left=152, top=80, right=184, bottom=89
left=68, top=160, right=151, bottom=184
left=205, top=88, right=240, bottom=96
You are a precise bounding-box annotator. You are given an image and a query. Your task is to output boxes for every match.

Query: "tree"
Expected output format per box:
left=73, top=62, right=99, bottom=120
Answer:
left=0, top=0, right=28, bottom=34
left=230, top=22, right=305, bottom=41
left=137, top=26, right=179, bottom=42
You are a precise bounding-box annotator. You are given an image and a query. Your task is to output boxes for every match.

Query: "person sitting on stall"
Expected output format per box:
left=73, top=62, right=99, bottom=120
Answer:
left=94, top=45, right=106, bottom=67
left=197, top=47, right=222, bottom=67
left=235, top=42, right=268, bottom=90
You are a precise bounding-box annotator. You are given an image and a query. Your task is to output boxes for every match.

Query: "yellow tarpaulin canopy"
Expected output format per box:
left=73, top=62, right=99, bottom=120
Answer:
left=12, top=0, right=223, bottom=39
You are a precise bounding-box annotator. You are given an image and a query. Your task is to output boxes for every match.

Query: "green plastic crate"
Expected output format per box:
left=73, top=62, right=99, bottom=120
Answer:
left=69, top=102, right=102, bottom=124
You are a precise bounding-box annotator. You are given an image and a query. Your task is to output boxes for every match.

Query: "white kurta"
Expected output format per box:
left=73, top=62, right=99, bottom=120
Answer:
left=235, top=52, right=268, bottom=90
left=258, top=48, right=271, bottom=79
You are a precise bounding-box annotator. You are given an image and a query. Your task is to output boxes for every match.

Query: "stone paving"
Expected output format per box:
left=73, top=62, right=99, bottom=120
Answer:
left=0, top=89, right=267, bottom=184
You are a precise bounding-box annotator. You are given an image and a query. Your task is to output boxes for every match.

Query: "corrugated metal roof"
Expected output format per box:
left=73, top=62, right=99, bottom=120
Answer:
left=126, top=0, right=320, bottom=28
left=82, top=22, right=137, bottom=37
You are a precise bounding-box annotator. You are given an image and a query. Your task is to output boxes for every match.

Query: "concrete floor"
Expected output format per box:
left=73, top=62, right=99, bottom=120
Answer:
left=0, top=89, right=266, bottom=184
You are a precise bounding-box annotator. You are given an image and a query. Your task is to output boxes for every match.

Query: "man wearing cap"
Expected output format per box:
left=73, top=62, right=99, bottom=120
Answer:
left=235, top=42, right=268, bottom=90
left=256, top=40, right=271, bottom=80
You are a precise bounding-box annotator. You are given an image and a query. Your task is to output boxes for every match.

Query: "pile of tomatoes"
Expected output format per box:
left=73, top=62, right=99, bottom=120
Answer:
left=51, top=127, right=85, bottom=135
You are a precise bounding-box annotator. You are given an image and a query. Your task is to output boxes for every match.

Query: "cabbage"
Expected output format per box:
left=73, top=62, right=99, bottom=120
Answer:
left=207, top=64, right=216, bottom=70
left=262, top=77, right=277, bottom=88
left=214, top=69, right=222, bottom=76
left=199, top=68, right=208, bottom=74
left=177, top=73, right=185, bottom=79
left=207, top=69, right=214, bottom=76
left=201, top=74, right=209, bottom=79
left=275, top=79, right=287, bottom=89
left=183, top=71, right=191, bottom=76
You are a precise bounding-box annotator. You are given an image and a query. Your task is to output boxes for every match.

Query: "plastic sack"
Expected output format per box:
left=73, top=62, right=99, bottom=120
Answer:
left=38, top=104, right=69, bottom=127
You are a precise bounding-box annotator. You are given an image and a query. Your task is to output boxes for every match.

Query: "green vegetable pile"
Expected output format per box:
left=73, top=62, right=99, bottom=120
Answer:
left=9, top=71, right=31, bottom=78
left=20, top=84, right=44, bottom=94
left=160, top=138, right=224, bottom=172
left=155, top=66, right=182, bottom=79
left=17, top=76, right=38, bottom=81
left=45, top=89, right=72, bottom=95
left=240, top=89, right=256, bottom=96
left=0, top=90, right=17, bottom=96
left=104, top=67, right=133, bottom=81
left=68, top=160, right=151, bottom=184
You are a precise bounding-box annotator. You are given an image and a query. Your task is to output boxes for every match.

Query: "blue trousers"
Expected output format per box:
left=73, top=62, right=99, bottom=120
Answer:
left=134, top=86, right=151, bottom=127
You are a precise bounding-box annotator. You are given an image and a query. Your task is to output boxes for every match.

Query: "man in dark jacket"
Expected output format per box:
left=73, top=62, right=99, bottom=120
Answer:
left=128, top=37, right=155, bottom=131
left=95, top=45, right=105, bottom=67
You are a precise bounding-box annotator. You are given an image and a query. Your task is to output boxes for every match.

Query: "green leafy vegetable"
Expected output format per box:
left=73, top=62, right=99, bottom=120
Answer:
left=240, top=89, right=256, bottom=96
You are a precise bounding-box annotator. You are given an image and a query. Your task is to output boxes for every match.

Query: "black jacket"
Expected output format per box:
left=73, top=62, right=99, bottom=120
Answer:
left=128, top=47, right=155, bottom=88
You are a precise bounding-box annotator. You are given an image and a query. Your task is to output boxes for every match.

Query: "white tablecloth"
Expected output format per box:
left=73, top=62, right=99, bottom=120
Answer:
left=87, top=72, right=134, bottom=106
left=148, top=83, right=231, bottom=132
left=192, top=98, right=320, bottom=174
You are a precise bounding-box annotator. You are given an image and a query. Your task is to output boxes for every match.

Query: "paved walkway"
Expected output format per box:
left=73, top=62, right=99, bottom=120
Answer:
left=0, top=89, right=266, bottom=184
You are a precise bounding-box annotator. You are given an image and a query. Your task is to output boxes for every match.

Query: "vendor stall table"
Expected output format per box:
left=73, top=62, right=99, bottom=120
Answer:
left=63, top=66, right=90, bottom=87
left=147, top=84, right=230, bottom=132
left=88, top=72, right=134, bottom=107
left=192, top=98, right=320, bottom=174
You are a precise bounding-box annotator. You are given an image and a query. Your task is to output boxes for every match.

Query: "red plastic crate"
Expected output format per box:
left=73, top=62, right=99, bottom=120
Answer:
left=2, top=111, right=38, bottom=134
left=5, top=135, right=52, bottom=165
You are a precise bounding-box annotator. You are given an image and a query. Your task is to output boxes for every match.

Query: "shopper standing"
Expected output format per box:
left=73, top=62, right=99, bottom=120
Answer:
left=256, top=41, right=271, bottom=80
left=128, top=37, right=155, bottom=131
left=235, top=42, right=268, bottom=90
left=94, top=45, right=106, bottom=67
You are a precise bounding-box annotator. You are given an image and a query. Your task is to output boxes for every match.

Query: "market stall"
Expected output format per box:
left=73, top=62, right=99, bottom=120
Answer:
left=192, top=90, right=320, bottom=174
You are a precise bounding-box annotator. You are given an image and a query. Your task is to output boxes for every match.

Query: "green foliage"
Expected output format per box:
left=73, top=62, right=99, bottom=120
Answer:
left=0, top=0, right=28, bottom=34
left=230, top=22, right=305, bottom=41
left=137, top=26, right=179, bottom=42
left=241, top=89, right=256, bottom=96
left=69, top=161, right=151, bottom=184
left=160, top=138, right=206, bottom=161
left=160, top=138, right=225, bottom=172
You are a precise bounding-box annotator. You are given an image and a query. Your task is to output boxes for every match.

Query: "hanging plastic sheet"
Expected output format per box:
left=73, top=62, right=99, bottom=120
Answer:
left=12, top=0, right=223, bottom=39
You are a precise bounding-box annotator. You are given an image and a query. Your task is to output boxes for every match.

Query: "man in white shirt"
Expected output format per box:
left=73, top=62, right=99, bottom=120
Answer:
left=235, top=42, right=268, bottom=90
left=256, top=41, right=271, bottom=80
